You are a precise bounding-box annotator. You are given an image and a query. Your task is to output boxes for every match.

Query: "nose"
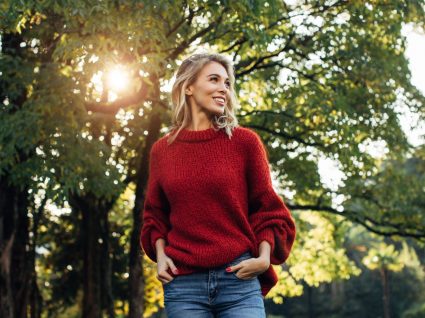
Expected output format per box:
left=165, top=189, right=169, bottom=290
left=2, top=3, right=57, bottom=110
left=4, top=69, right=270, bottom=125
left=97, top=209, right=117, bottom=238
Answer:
left=219, top=81, right=228, bottom=92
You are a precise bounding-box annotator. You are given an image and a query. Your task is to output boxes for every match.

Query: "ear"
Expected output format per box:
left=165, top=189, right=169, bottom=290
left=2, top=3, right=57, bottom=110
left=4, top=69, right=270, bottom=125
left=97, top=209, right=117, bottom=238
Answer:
left=185, top=86, right=193, bottom=96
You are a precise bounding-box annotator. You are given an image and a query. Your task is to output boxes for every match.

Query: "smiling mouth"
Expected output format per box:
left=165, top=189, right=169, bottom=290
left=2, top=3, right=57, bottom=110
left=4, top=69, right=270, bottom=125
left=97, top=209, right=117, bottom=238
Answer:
left=213, top=97, right=225, bottom=106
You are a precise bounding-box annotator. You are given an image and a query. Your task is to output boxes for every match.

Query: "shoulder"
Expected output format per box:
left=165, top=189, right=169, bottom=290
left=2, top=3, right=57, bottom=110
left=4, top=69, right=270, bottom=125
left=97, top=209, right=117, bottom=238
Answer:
left=233, top=126, right=265, bottom=148
left=150, top=134, right=170, bottom=158
left=233, top=126, right=269, bottom=162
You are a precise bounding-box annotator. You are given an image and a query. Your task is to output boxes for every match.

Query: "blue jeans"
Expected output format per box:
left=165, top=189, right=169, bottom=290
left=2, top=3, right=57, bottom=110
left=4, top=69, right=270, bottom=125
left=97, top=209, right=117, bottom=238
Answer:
left=162, top=251, right=266, bottom=318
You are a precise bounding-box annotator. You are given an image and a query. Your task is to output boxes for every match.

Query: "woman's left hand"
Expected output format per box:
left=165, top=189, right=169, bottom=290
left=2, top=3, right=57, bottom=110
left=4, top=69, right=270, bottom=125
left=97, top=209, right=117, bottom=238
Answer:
left=226, top=256, right=270, bottom=279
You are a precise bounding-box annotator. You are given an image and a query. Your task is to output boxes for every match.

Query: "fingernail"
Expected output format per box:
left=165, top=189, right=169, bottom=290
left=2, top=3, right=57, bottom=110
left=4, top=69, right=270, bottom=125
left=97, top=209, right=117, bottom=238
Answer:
left=226, top=267, right=231, bottom=272
left=173, top=269, right=179, bottom=274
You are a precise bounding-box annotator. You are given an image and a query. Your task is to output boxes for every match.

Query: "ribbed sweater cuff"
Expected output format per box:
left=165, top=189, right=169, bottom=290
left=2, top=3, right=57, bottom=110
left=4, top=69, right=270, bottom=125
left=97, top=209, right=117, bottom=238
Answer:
left=150, top=230, right=166, bottom=258
left=256, top=227, right=275, bottom=253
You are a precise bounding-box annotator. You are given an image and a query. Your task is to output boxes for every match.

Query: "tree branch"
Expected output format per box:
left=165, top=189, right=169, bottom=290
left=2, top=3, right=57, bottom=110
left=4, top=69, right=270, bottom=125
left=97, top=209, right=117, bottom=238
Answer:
left=244, top=124, right=328, bottom=149
left=168, top=8, right=228, bottom=60
left=85, top=84, right=149, bottom=114
left=235, top=32, right=296, bottom=78
left=289, top=203, right=425, bottom=241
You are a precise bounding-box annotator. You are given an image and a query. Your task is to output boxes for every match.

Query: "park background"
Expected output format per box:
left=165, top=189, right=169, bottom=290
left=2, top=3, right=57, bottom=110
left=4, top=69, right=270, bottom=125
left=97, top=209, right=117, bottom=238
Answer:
left=1, top=1, right=425, bottom=318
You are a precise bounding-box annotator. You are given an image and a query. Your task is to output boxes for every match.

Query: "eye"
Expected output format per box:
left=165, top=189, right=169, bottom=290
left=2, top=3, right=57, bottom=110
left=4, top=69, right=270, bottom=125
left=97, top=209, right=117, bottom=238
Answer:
left=210, top=77, right=230, bottom=89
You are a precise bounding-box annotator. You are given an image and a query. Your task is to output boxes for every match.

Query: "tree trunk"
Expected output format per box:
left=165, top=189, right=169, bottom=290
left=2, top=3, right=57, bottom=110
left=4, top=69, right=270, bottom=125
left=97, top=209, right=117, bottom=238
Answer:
left=129, top=74, right=163, bottom=318
left=330, top=280, right=344, bottom=311
left=70, top=193, right=115, bottom=318
left=100, top=207, right=115, bottom=318
left=0, top=177, right=31, bottom=318
left=380, top=266, right=391, bottom=318
left=0, top=178, right=18, bottom=318
left=11, top=188, right=31, bottom=318
left=0, top=31, right=29, bottom=318
left=82, top=204, right=102, bottom=318
left=307, top=284, right=314, bottom=318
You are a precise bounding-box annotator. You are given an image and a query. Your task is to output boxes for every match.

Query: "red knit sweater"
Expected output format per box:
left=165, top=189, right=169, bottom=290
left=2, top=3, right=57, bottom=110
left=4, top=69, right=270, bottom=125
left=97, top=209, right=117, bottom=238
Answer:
left=140, top=125, right=296, bottom=297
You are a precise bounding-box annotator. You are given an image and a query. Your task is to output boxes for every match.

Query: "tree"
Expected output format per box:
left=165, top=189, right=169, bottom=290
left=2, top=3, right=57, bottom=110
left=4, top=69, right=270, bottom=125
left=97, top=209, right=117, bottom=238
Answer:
left=363, top=241, right=405, bottom=318
left=1, top=0, right=424, bottom=317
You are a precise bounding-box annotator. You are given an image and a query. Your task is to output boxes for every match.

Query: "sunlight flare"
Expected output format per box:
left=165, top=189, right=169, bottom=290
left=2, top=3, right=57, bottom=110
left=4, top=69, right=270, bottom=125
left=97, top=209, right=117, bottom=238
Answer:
left=106, top=65, right=130, bottom=93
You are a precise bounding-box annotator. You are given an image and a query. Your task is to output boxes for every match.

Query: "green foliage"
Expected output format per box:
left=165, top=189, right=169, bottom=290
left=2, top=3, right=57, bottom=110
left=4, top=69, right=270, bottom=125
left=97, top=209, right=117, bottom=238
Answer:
left=35, top=184, right=134, bottom=316
left=1, top=0, right=425, bottom=316
left=342, top=144, right=425, bottom=240
left=284, top=212, right=361, bottom=290
left=35, top=206, right=82, bottom=316
left=362, top=242, right=405, bottom=271
left=143, top=254, right=165, bottom=318
left=402, top=302, right=425, bottom=318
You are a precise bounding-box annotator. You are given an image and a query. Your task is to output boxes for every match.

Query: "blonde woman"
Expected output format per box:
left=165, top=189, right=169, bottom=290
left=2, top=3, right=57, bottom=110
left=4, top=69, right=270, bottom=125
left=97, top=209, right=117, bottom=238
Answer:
left=140, top=53, right=296, bottom=317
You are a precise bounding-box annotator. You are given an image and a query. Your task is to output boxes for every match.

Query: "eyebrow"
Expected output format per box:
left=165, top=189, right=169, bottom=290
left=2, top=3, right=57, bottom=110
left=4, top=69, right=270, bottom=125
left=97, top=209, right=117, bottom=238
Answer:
left=207, top=73, right=230, bottom=81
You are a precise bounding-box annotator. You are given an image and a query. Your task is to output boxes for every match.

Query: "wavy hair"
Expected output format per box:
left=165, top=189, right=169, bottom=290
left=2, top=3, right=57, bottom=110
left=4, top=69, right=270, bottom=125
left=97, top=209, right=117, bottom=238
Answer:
left=167, top=53, right=240, bottom=145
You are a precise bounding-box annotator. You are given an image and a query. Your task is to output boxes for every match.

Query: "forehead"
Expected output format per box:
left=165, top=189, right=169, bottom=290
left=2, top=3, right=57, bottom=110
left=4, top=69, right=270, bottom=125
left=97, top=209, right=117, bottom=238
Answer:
left=200, top=61, right=228, bottom=78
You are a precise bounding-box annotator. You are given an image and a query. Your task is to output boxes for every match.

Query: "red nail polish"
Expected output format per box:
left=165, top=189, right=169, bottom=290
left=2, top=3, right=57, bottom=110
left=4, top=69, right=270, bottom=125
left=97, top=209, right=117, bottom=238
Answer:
left=226, top=267, right=231, bottom=272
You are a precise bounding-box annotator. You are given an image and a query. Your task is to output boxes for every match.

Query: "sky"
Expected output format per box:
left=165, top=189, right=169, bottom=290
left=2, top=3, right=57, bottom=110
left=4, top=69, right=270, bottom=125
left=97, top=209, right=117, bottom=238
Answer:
left=398, top=23, right=425, bottom=147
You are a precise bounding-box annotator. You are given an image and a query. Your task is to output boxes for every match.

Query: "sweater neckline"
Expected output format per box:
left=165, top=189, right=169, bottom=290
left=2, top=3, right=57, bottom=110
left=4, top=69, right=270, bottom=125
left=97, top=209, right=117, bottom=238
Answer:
left=173, top=126, right=222, bottom=142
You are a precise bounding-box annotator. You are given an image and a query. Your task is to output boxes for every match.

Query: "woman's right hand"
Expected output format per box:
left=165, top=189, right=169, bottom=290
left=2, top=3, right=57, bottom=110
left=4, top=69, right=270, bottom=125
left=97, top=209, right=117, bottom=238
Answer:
left=156, top=253, right=179, bottom=284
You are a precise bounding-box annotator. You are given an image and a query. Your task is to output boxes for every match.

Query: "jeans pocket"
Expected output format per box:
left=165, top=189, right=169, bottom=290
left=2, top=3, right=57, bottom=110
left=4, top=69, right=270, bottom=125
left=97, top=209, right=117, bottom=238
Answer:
left=162, top=276, right=177, bottom=288
left=232, top=270, right=258, bottom=280
left=229, top=252, right=257, bottom=280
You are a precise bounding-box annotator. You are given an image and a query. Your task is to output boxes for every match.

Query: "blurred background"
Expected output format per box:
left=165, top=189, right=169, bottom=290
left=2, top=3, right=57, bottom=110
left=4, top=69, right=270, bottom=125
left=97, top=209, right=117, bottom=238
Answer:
left=1, top=1, right=424, bottom=317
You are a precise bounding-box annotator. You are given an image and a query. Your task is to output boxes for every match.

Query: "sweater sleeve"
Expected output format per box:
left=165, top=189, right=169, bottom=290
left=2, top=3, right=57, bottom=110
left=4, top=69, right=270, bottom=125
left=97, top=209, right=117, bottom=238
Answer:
left=245, top=130, right=296, bottom=265
left=140, top=143, right=171, bottom=263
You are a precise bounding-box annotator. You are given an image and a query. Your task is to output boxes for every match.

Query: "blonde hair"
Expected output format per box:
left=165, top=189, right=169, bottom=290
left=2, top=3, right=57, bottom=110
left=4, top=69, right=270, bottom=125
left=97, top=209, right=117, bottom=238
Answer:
left=167, top=53, right=240, bottom=145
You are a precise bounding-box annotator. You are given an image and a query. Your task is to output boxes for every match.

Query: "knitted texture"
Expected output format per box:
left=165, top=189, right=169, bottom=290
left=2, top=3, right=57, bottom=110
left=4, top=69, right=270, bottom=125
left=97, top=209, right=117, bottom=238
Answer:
left=140, top=125, right=296, bottom=297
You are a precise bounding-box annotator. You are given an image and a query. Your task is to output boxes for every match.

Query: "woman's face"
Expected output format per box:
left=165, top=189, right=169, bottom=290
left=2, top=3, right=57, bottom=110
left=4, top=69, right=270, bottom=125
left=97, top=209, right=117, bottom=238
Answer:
left=185, top=61, right=230, bottom=116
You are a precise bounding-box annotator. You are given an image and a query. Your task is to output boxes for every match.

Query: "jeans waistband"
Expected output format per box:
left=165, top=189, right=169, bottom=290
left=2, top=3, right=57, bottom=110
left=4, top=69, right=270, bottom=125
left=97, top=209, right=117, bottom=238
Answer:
left=230, top=251, right=253, bottom=265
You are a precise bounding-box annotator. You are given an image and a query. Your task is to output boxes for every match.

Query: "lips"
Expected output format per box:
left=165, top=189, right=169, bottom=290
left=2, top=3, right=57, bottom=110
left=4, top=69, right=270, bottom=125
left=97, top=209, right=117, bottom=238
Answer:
left=213, top=97, right=225, bottom=106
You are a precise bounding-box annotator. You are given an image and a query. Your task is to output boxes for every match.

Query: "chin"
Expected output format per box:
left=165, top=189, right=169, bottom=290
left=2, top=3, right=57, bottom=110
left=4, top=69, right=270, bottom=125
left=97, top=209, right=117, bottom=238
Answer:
left=205, top=105, right=224, bottom=114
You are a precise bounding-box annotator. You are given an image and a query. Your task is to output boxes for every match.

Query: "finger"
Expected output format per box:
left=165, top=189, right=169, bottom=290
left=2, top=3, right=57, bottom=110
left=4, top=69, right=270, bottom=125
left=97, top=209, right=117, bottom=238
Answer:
left=158, top=271, right=174, bottom=282
left=159, top=276, right=174, bottom=284
left=238, top=273, right=255, bottom=280
left=167, top=258, right=179, bottom=274
left=234, top=266, right=258, bottom=279
left=226, top=262, right=243, bottom=273
left=161, top=277, right=174, bottom=284
left=158, top=276, right=174, bottom=284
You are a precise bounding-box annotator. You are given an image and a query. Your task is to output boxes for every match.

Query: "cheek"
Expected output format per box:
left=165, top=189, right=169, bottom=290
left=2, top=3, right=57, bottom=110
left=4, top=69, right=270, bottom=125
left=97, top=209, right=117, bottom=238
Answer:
left=201, top=84, right=216, bottom=97
left=195, top=86, right=215, bottom=103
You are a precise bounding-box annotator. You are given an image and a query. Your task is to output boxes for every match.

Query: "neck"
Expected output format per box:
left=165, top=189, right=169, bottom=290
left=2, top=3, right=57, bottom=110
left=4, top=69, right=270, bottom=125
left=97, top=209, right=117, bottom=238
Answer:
left=185, top=122, right=214, bottom=131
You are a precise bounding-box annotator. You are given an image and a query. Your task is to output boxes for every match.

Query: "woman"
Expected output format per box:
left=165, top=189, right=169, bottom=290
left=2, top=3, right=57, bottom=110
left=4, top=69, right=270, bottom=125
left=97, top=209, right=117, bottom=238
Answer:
left=140, top=53, right=296, bottom=317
